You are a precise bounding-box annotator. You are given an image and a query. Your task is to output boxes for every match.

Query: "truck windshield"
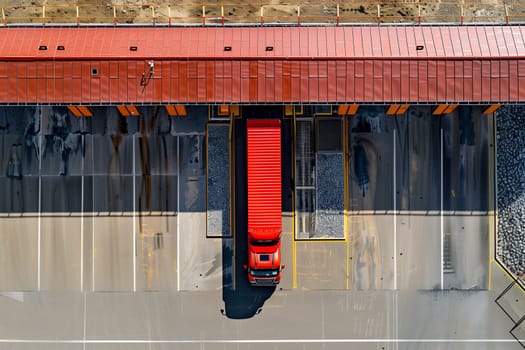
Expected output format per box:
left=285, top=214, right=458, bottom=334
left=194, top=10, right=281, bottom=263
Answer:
left=250, top=239, right=279, bottom=247
left=249, top=268, right=279, bottom=277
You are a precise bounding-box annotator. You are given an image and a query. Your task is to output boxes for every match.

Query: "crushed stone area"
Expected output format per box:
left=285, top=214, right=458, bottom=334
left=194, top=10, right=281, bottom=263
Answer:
left=206, top=124, right=230, bottom=237
left=497, top=105, right=525, bottom=279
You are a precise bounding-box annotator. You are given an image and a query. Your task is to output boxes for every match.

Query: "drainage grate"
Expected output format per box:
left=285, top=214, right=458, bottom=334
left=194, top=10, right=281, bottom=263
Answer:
left=443, top=233, right=454, bottom=274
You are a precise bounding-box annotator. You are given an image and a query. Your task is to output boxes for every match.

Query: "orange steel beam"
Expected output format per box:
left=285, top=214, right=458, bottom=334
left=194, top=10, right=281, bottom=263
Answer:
left=67, top=106, right=83, bottom=117
left=126, top=105, right=140, bottom=116
left=116, top=105, right=130, bottom=116
left=338, top=105, right=359, bottom=115
left=77, top=105, right=93, bottom=117
left=386, top=104, right=400, bottom=115
left=165, top=105, right=178, bottom=116
left=483, top=104, right=501, bottom=115
left=68, top=105, right=92, bottom=117
left=229, top=105, right=240, bottom=116
left=337, top=105, right=349, bottom=115
left=117, top=105, right=140, bottom=116
left=432, top=104, right=449, bottom=115
left=174, top=105, right=187, bottom=116
left=443, top=104, right=458, bottom=114
left=218, top=105, right=230, bottom=116
left=347, top=105, right=359, bottom=115
left=396, top=104, right=410, bottom=114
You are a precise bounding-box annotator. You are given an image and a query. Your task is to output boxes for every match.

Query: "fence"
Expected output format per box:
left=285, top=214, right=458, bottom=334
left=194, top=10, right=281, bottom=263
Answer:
left=2, top=1, right=525, bottom=26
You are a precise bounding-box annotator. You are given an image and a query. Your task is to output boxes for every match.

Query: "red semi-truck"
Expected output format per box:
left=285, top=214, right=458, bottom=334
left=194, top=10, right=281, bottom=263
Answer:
left=244, top=119, right=284, bottom=286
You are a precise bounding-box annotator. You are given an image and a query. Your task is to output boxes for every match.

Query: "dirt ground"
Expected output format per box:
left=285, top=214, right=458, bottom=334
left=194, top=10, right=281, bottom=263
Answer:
left=1, top=1, right=524, bottom=25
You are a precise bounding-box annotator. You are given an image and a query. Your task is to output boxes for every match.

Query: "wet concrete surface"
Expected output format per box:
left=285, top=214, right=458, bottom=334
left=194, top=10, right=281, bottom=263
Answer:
left=0, top=289, right=520, bottom=350
left=346, top=106, right=490, bottom=291
left=0, top=105, right=515, bottom=348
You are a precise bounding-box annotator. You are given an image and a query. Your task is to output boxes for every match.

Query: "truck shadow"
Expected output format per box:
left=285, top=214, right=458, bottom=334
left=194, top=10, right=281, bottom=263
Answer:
left=221, top=236, right=275, bottom=319
left=221, top=114, right=278, bottom=319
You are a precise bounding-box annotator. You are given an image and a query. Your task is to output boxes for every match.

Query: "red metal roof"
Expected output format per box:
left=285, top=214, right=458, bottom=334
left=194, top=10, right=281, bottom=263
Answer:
left=2, top=26, right=525, bottom=59
left=0, top=26, right=524, bottom=103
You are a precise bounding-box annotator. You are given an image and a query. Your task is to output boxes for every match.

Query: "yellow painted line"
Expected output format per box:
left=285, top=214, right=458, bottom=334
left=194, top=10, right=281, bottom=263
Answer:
left=294, top=239, right=346, bottom=243
left=488, top=214, right=493, bottom=291
left=292, top=236, right=297, bottom=289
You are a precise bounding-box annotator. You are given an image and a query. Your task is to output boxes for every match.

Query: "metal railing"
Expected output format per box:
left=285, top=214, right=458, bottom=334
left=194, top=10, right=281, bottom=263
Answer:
left=1, top=1, right=525, bottom=26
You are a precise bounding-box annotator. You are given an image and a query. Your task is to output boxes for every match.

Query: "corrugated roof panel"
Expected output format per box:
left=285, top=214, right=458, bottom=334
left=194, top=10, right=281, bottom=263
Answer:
left=398, top=27, right=410, bottom=57
left=361, top=26, right=372, bottom=57
left=495, top=27, right=509, bottom=57
left=475, top=26, right=489, bottom=57
left=1, top=26, right=525, bottom=103
left=501, top=27, right=515, bottom=57
left=512, top=28, right=523, bottom=54
left=309, top=27, right=319, bottom=58
left=2, top=25, right=525, bottom=60
left=465, top=27, right=478, bottom=57
left=376, top=27, right=388, bottom=57
left=405, top=26, right=417, bottom=57
left=370, top=27, right=381, bottom=57
left=325, top=27, right=335, bottom=57
left=450, top=27, right=464, bottom=57
left=352, top=27, right=362, bottom=57
left=442, top=27, right=455, bottom=57
left=486, top=26, right=500, bottom=57
left=433, top=27, right=446, bottom=56
left=509, top=61, right=519, bottom=100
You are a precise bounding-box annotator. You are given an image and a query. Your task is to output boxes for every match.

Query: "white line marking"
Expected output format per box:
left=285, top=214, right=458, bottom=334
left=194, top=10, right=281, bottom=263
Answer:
left=393, top=132, right=399, bottom=350
left=80, top=134, right=84, bottom=292
left=133, top=134, right=136, bottom=292
left=92, top=137, right=95, bottom=292
left=0, top=339, right=517, bottom=344
left=37, top=134, right=42, bottom=291
left=440, top=128, right=444, bottom=290
left=82, top=292, right=87, bottom=350
left=393, top=130, right=397, bottom=291
left=177, top=136, right=180, bottom=291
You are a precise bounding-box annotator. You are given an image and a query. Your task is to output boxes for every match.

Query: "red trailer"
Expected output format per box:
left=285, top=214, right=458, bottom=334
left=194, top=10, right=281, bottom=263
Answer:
left=244, top=119, right=284, bottom=286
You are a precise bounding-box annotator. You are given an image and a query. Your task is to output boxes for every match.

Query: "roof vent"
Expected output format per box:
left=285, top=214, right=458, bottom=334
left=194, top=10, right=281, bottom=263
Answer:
left=129, top=46, right=138, bottom=51
left=38, top=45, right=47, bottom=51
left=224, top=46, right=232, bottom=51
left=57, top=45, right=65, bottom=51
left=416, top=45, right=424, bottom=51
left=265, top=46, right=274, bottom=51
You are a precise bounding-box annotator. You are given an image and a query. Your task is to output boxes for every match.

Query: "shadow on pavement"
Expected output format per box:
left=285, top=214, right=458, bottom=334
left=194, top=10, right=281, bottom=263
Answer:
left=221, top=113, right=278, bottom=319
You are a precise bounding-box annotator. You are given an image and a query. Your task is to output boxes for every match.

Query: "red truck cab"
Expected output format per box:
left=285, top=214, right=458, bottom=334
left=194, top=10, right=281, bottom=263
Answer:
left=245, top=119, right=284, bottom=286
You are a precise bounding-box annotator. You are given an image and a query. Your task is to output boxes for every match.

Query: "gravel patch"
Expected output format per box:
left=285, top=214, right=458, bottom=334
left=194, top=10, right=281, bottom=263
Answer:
left=315, top=152, right=344, bottom=239
left=206, top=124, right=230, bottom=237
left=497, top=105, right=525, bottom=277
